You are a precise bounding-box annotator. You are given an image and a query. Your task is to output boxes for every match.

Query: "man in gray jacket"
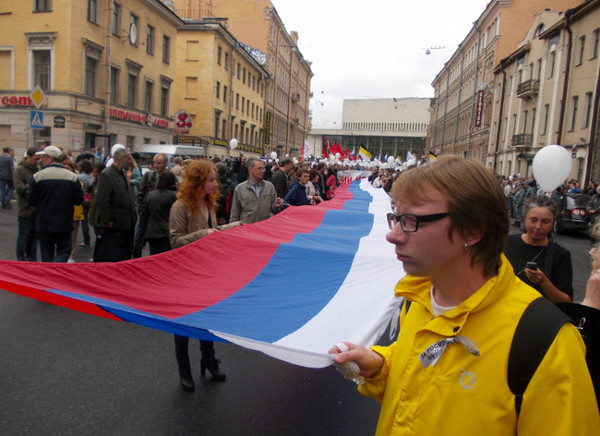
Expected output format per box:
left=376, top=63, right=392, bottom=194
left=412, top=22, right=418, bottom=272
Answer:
left=0, top=146, right=15, bottom=209
left=13, top=148, right=39, bottom=261
left=230, top=157, right=283, bottom=224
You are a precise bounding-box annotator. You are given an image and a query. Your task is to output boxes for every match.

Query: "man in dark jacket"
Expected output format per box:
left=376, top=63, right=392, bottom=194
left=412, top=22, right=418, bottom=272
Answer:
left=132, top=152, right=168, bottom=258
left=13, top=148, right=39, bottom=261
left=27, top=145, right=83, bottom=262
left=272, top=159, right=294, bottom=198
left=93, top=147, right=137, bottom=262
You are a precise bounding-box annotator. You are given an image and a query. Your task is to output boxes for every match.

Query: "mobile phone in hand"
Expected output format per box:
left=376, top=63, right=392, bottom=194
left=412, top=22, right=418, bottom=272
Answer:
left=526, top=262, right=538, bottom=270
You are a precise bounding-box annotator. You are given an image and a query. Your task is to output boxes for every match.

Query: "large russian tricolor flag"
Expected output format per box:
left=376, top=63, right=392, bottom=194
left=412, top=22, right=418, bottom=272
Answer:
left=0, top=179, right=404, bottom=368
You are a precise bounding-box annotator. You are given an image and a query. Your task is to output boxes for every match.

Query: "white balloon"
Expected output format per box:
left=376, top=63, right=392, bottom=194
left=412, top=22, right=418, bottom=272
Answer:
left=270, top=151, right=277, bottom=160
left=532, top=145, right=572, bottom=192
left=292, top=157, right=298, bottom=165
left=229, top=138, right=238, bottom=149
left=387, top=156, right=395, bottom=165
left=335, top=153, right=340, bottom=159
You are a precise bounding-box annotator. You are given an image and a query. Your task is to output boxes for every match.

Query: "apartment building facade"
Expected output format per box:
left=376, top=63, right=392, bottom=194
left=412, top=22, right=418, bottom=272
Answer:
left=174, top=19, right=268, bottom=159
left=172, top=0, right=313, bottom=159
left=489, top=0, right=600, bottom=183
left=0, top=0, right=181, bottom=153
left=428, top=0, right=580, bottom=165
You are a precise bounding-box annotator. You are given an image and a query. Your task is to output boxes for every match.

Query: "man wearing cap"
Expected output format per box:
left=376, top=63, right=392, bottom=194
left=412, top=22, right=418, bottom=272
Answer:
left=27, top=145, right=84, bottom=262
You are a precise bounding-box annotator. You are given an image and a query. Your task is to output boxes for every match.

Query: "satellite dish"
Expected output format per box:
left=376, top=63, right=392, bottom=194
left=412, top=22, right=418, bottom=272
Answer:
left=129, top=23, right=138, bottom=45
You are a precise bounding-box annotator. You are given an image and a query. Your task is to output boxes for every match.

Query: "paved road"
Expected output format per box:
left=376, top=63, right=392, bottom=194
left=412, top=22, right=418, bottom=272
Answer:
left=0, top=199, right=594, bottom=435
left=0, top=201, right=383, bottom=435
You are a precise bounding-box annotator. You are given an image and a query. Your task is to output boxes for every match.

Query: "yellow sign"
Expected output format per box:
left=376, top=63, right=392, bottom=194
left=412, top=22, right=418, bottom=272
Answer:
left=29, top=85, right=46, bottom=109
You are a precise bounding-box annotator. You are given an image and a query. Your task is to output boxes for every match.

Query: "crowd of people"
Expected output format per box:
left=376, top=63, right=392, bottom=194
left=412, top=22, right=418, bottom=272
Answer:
left=2, top=143, right=599, bottom=430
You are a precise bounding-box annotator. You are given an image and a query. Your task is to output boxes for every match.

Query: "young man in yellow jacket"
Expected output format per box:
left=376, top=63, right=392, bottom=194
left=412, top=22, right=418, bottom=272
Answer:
left=331, top=156, right=599, bottom=435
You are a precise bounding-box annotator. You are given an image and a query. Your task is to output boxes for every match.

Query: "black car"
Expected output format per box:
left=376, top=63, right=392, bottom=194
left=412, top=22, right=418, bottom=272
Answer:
left=553, top=193, right=591, bottom=233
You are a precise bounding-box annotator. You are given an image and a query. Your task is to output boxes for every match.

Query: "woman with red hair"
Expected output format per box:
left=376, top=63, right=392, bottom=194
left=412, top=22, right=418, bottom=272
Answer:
left=169, top=159, right=241, bottom=391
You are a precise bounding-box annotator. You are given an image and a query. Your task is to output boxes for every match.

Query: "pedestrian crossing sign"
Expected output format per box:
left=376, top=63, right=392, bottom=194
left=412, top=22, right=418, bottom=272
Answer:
left=30, top=110, right=44, bottom=130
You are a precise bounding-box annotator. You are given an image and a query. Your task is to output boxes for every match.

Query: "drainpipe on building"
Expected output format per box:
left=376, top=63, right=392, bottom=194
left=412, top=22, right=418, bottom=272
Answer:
left=556, top=10, right=573, bottom=145
left=440, top=73, right=450, bottom=153
left=271, top=26, right=282, bottom=156
left=583, top=44, right=600, bottom=185
left=452, top=49, right=465, bottom=149
left=466, top=24, right=482, bottom=157
left=104, top=0, right=113, bottom=145
left=284, top=48, right=295, bottom=156
left=227, top=44, right=235, bottom=158
left=493, top=62, right=507, bottom=172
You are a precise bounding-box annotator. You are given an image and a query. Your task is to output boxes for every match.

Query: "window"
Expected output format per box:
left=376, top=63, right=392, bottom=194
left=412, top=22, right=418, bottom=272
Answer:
left=84, top=56, right=98, bottom=97
left=223, top=85, right=227, bottom=103
left=224, top=52, right=229, bottom=70
left=522, top=111, right=528, bottom=134
left=217, top=46, right=222, bottom=65
left=88, top=0, right=98, bottom=24
left=222, top=119, right=226, bottom=139
left=110, top=66, right=120, bottom=104
left=216, top=81, right=220, bottom=99
left=541, top=104, right=549, bottom=136
left=246, top=100, right=249, bottom=114
left=33, top=50, right=51, bottom=90
left=146, top=26, right=154, bottom=55
left=160, top=84, right=169, bottom=117
left=592, top=28, right=600, bottom=59
left=584, top=92, right=593, bottom=128
left=162, top=35, right=170, bottom=63
left=130, top=14, right=138, bottom=46
left=112, top=3, right=121, bottom=36
left=34, top=0, right=52, bottom=12
left=127, top=73, right=138, bottom=108
left=214, top=114, right=220, bottom=139
left=243, top=67, right=246, bottom=84
left=144, top=80, right=153, bottom=112
left=241, top=96, right=245, bottom=113
left=570, top=96, right=578, bottom=130
left=236, top=93, right=239, bottom=109
left=577, top=36, right=586, bottom=65
left=237, top=63, right=240, bottom=79
left=548, top=51, right=556, bottom=78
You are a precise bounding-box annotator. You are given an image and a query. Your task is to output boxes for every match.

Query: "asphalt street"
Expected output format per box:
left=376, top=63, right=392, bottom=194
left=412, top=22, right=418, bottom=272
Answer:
left=0, top=200, right=383, bottom=436
left=0, top=198, right=594, bottom=435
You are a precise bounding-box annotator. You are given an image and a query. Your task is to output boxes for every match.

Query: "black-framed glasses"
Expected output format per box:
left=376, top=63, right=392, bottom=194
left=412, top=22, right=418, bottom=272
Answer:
left=387, top=212, right=449, bottom=232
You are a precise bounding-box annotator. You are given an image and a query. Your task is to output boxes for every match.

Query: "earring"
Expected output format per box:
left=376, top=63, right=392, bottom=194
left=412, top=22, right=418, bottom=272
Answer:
left=464, top=243, right=469, bottom=251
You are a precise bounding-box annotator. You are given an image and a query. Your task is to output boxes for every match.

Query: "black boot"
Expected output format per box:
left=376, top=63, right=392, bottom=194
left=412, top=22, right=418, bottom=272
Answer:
left=178, top=366, right=195, bottom=392
left=200, top=341, right=226, bottom=382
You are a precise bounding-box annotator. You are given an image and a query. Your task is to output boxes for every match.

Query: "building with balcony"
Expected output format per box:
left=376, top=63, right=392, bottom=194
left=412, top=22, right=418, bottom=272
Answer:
left=0, top=0, right=181, bottom=154
left=489, top=0, right=600, bottom=184
left=428, top=0, right=580, bottom=165
left=173, top=19, right=268, bottom=159
left=172, top=0, right=313, bottom=160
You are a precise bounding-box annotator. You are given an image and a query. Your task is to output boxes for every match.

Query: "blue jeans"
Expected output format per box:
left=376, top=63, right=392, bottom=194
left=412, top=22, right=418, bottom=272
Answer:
left=17, top=215, right=37, bottom=261
left=0, top=178, right=13, bottom=205
left=37, top=230, right=72, bottom=262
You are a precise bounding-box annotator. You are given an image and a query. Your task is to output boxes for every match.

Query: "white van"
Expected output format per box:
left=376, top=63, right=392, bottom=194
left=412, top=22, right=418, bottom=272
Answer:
left=136, top=144, right=205, bottom=172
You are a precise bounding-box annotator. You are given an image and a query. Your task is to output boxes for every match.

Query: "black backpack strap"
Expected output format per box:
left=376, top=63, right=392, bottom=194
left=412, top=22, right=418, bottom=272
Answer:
left=508, top=298, right=572, bottom=415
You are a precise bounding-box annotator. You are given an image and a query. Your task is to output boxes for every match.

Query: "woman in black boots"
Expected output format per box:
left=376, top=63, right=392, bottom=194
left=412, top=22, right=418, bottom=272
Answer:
left=169, top=160, right=241, bottom=391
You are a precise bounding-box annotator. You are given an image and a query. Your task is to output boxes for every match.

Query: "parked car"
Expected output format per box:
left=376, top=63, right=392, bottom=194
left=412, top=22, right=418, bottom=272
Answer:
left=553, top=193, right=591, bottom=233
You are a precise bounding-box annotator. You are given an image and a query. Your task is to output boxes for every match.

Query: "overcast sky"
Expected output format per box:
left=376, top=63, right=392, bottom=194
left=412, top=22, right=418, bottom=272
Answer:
left=271, top=0, right=491, bottom=129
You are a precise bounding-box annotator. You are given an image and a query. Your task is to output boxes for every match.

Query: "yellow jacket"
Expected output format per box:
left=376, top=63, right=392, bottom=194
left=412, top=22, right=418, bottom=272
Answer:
left=359, top=254, right=599, bottom=435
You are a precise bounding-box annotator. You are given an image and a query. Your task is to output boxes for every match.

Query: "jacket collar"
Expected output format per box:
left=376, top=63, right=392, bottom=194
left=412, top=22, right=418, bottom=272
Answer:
left=395, top=254, right=513, bottom=323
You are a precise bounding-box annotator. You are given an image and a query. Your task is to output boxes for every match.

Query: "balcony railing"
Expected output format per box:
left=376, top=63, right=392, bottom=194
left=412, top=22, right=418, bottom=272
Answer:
left=511, top=133, right=533, bottom=147
left=516, top=79, right=539, bottom=98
